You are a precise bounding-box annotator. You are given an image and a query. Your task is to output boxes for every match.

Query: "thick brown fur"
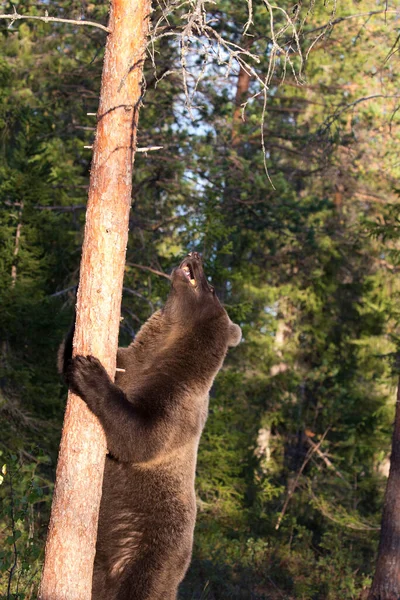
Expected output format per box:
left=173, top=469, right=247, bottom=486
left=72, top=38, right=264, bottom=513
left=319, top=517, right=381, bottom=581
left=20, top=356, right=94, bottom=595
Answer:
left=62, top=253, right=241, bottom=600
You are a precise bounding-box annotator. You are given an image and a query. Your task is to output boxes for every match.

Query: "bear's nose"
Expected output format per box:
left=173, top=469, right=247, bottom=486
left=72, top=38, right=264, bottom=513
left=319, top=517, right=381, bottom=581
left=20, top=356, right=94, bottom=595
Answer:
left=189, top=251, right=201, bottom=260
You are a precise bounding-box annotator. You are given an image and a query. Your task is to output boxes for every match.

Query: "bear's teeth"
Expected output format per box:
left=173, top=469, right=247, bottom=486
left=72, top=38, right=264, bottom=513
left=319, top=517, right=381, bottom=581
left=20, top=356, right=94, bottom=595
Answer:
left=190, top=278, right=196, bottom=286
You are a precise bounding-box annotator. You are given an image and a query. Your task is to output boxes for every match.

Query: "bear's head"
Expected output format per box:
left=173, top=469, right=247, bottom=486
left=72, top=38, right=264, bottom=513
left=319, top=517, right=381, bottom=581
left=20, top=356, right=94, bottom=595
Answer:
left=165, top=252, right=241, bottom=349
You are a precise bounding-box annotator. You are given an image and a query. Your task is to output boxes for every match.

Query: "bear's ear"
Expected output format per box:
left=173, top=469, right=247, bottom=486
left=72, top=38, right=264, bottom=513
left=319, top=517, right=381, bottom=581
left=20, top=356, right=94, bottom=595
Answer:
left=228, top=322, right=242, bottom=347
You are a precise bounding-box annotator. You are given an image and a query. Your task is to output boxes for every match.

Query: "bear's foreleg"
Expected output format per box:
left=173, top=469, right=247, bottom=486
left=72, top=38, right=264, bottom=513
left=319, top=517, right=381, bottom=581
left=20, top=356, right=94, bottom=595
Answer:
left=66, top=355, right=170, bottom=463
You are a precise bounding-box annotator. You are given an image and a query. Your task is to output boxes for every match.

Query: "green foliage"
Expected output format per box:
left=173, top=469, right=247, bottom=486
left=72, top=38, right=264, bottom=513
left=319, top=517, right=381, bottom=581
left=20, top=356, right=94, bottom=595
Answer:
left=1, top=0, right=400, bottom=598
left=0, top=450, right=52, bottom=599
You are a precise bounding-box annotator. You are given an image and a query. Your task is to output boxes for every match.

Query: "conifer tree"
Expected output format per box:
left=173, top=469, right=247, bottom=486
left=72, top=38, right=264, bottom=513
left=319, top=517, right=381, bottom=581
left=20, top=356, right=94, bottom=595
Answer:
left=368, top=371, right=400, bottom=599
left=1, top=1, right=400, bottom=598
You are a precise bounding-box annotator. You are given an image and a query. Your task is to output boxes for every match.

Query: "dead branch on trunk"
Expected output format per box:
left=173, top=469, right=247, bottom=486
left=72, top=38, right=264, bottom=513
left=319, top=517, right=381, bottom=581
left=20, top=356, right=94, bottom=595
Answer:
left=126, top=262, right=171, bottom=280
left=0, top=7, right=110, bottom=32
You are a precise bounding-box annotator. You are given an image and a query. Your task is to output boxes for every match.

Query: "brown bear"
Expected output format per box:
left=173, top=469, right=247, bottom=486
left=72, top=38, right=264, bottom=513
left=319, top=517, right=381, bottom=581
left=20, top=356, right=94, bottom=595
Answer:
left=62, top=252, right=241, bottom=600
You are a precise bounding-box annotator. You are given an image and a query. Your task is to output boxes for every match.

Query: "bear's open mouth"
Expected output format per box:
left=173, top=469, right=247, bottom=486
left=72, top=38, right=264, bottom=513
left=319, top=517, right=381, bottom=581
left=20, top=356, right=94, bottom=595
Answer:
left=182, top=264, right=196, bottom=286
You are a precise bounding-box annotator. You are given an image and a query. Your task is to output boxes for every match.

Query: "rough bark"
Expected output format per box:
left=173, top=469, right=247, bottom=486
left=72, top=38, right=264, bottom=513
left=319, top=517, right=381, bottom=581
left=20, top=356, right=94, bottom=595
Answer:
left=368, top=371, right=400, bottom=600
left=38, top=1, right=151, bottom=599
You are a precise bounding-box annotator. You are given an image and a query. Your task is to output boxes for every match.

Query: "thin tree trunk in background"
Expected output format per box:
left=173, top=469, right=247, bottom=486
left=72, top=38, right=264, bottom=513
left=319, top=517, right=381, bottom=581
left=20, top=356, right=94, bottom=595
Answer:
left=231, top=64, right=251, bottom=149
left=38, top=1, right=150, bottom=598
left=11, top=201, right=23, bottom=287
left=214, top=62, right=251, bottom=302
left=368, top=368, right=400, bottom=600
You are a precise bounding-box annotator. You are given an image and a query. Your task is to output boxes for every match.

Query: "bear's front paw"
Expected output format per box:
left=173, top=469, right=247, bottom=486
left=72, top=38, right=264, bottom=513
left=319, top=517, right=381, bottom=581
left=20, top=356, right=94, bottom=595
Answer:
left=66, top=355, right=111, bottom=409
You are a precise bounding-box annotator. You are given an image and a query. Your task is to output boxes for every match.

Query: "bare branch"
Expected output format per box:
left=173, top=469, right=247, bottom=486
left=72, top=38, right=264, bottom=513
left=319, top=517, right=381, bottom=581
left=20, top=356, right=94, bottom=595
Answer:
left=385, top=32, right=400, bottom=64
left=149, top=0, right=306, bottom=111
left=147, top=0, right=322, bottom=189
left=50, top=285, right=77, bottom=298
left=243, top=0, right=253, bottom=36
left=309, top=488, right=379, bottom=531
left=127, top=263, right=171, bottom=280
left=305, top=9, right=399, bottom=37
left=320, top=94, right=400, bottom=134
left=0, top=8, right=110, bottom=33
left=275, top=428, right=330, bottom=530
left=123, top=287, right=155, bottom=311
left=133, top=212, right=193, bottom=232
left=84, top=145, right=163, bottom=153
left=305, top=435, right=350, bottom=486
left=389, top=103, right=400, bottom=134
left=136, top=145, right=164, bottom=152
left=262, top=0, right=304, bottom=85
left=35, top=205, right=86, bottom=212
left=74, top=125, right=96, bottom=131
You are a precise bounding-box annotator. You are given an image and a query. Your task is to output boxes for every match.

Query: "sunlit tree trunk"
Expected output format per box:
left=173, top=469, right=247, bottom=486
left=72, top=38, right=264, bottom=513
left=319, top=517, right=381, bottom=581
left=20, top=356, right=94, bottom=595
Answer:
left=368, top=369, right=400, bottom=600
left=38, top=1, right=151, bottom=598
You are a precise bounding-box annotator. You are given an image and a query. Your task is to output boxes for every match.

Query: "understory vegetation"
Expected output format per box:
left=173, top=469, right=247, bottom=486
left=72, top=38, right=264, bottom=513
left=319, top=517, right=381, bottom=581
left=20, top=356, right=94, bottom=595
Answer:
left=1, top=0, right=400, bottom=598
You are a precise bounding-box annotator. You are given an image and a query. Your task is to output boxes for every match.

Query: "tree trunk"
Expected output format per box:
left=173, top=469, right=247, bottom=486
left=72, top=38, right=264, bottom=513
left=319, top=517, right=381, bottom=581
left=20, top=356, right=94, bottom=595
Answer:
left=38, top=1, right=151, bottom=599
left=368, top=370, right=400, bottom=600
left=214, top=62, right=251, bottom=302
left=231, top=64, right=251, bottom=149
left=11, top=201, right=23, bottom=287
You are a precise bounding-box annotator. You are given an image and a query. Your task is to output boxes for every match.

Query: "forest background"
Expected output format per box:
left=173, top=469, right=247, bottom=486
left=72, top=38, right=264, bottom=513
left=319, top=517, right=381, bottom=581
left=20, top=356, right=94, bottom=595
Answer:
left=1, top=0, right=400, bottom=598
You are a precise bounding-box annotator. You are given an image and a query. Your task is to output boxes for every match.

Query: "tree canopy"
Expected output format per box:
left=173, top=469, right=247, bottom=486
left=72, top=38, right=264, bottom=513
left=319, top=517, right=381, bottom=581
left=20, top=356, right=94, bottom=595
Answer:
left=1, top=1, right=400, bottom=598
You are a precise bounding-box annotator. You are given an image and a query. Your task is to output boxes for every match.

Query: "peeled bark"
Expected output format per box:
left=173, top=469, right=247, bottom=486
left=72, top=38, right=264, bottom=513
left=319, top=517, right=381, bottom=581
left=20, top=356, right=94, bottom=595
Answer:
left=38, top=1, right=151, bottom=598
left=368, top=372, right=400, bottom=600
